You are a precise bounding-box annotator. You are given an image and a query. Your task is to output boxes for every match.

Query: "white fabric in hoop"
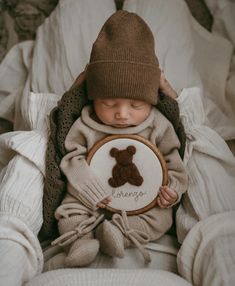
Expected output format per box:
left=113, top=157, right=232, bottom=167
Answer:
left=88, top=136, right=165, bottom=213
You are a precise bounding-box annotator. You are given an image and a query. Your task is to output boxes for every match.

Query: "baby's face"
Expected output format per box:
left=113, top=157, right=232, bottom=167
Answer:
left=93, top=98, right=151, bottom=128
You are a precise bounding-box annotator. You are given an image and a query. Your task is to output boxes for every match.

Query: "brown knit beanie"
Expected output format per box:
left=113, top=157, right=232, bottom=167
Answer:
left=86, top=10, right=161, bottom=105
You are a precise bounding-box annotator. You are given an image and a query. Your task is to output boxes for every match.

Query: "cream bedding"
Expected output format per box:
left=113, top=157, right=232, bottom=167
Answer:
left=0, top=0, right=235, bottom=285
left=178, top=211, right=235, bottom=286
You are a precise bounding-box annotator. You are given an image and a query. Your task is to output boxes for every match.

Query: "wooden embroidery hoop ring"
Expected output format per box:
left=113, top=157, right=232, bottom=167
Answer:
left=87, top=134, right=168, bottom=215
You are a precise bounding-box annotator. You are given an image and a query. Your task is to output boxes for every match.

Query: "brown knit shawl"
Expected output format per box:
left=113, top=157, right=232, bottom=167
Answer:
left=39, top=81, right=186, bottom=240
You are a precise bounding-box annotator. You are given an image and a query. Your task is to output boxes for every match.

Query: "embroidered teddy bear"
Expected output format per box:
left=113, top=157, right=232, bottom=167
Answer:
left=108, top=145, right=143, bottom=188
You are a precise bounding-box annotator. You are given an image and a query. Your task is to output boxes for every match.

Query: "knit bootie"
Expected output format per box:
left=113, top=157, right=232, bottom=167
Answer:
left=43, top=252, right=66, bottom=272
left=65, top=238, right=100, bottom=267
left=95, top=219, right=125, bottom=258
left=111, top=211, right=151, bottom=263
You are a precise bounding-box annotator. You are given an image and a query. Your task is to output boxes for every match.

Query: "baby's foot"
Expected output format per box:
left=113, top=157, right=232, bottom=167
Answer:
left=95, top=220, right=125, bottom=258
left=65, top=238, right=99, bottom=267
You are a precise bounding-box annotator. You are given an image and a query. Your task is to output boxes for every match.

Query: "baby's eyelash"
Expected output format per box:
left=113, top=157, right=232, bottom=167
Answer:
left=131, top=104, right=144, bottom=108
left=103, top=103, right=115, bottom=107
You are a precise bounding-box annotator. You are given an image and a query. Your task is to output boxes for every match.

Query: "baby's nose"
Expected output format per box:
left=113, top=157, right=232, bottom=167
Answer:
left=115, top=106, right=129, bottom=119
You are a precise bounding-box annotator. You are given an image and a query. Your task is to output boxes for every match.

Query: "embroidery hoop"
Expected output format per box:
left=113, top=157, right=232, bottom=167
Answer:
left=87, top=134, right=168, bottom=215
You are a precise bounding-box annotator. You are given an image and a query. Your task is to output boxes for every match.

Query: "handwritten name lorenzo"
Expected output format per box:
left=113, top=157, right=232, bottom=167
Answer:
left=112, top=189, right=147, bottom=202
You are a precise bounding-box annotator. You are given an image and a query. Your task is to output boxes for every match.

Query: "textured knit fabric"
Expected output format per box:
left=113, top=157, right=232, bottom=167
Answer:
left=0, top=153, right=44, bottom=285
left=0, top=216, right=43, bottom=286
left=0, top=130, right=47, bottom=234
left=41, top=81, right=186, bottom=239
left=86, top=10, right=161, bottom=105
left=65, top=236, right=100, bottom=267
left=177, top=211, right=235, bottom=286
left=0, top=240, right=30, bottom=286
left=175, top=88, right=235, bottom=243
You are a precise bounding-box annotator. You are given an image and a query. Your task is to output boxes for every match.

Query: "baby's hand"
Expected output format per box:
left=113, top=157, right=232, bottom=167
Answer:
left=97, top=196, right=112, bottom=208
left=157, top=186, right=178, bottom=208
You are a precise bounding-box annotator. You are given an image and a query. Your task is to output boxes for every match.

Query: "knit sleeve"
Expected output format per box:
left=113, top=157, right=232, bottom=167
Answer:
left=60, top=155, right=111, bottom=210
left=156, top=119, right=188, bottom=205
left=60, top=119, right=111, bottom=210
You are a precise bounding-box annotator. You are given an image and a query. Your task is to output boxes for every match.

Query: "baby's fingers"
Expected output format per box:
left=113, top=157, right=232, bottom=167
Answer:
left=160, top=186, right=178, bottom=203
left=97, top=196, right=112, bottom=208
left=102, top=196, right=112, bottom=204
left=157, top=193, right=170, bottom=209
left=97, top=202, right=106, bottom=208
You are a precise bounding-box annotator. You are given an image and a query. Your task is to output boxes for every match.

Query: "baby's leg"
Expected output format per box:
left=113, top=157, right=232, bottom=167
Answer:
left=127, top=206, right=173, bottom=242
left=52, top=194, right=103, bottom=267
left=55, top=194, right=103, bottom=236
left=96, top=207, right=172, bottom=263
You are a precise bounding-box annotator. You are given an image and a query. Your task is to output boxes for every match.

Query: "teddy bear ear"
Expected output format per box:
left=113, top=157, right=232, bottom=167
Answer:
left=127, top=145, right=136, bottom=155
left=110, top=147, right=119, bottom=157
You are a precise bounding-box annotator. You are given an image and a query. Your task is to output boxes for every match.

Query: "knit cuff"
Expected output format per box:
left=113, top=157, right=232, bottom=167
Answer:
left=68, top=178, right=112, bottom=211
left=61, top=158, right=112, bottom=210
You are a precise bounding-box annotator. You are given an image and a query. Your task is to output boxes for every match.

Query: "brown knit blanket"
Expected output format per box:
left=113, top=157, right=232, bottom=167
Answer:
left=39, top=79, right=186, bottom=240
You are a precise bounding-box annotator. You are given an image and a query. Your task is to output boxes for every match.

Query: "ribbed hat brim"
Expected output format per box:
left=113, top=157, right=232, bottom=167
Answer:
left=86, top=62, right=160, bottom=105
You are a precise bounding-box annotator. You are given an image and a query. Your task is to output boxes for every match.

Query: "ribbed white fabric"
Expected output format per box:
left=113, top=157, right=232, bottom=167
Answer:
left=176, top=88, right=235, bottom=243
left=0, top=129, right=46, bottom=285
left=0, top=154, right=44, bottom=234
left=0, top=91, right=59, bottom=285
left=177, top=212, right=235, bottom=286
left=0, top=240, right=28, bottom=286
left=25, top=269, right=191, bottom=286
left=0, top=217, right=43, bottom=286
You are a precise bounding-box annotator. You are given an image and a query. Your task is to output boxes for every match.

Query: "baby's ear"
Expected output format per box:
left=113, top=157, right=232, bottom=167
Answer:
left=110, top=147, right=119, bottom=157
left=127, top=145, right=136, bottom=155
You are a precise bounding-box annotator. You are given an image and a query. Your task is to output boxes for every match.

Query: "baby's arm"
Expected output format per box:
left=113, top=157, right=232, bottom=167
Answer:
left=61, top=153, right=112, bottom=210
left=60, top=121, right=112, bottom=210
